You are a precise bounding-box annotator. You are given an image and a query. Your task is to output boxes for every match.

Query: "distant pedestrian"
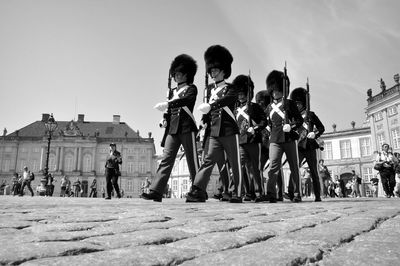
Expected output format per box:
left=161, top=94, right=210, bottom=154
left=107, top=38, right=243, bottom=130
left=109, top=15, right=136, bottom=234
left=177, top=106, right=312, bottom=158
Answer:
left=105, top=143, right=122, bottom=200
left=351, top=170, right=361, bottom=197
left=11, top=172, right=21, bottom=196
left=318, top=159, right=331, bottom=198
left=89, top=179, right=97, bottom=198
left=19, top=166, right=34, bottom=197
left=73, top=178, right=81, bottom=197
left=101, top=187, right=105, bottom=198
left=374, top=143, right=395, bottom=197
left=60, top=176, right=69, bottom=197
left=370, top=174, right=379, bottom=197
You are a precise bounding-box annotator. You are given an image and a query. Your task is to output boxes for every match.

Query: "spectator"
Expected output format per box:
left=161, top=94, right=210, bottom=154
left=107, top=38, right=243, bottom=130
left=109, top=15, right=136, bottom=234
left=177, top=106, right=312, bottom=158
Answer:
left=73, top=178, right=81, bottom=197
left=19, top=166, right=34, bottom=197
left=11, top=173, right=21, bottom=196
left=60, top=176, right=68, bottom=197
left=351, top=170, right=361, bottom=198
left=370, top=174, right=379, bottom=197
left=89, top=179, right=97, bottom=198
left=318, top=159, right=331, bottom=198
left=374, top=143, right=395, bottom=197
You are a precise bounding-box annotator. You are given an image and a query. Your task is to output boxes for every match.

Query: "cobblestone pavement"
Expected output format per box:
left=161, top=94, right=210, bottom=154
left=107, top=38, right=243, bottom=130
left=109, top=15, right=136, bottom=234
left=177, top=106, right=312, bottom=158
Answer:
left=0, top=196, right=399, bottom=266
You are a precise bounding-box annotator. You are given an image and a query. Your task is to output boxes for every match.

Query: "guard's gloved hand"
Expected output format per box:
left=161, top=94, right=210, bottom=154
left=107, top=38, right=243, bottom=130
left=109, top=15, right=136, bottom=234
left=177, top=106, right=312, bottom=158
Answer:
left=198, top=103, right=211, bottom=114
left=307, top=132, right=316, bottom=139
left=283, top=124, right=291, bottom=132
left=154, top=102, right=168, bottom=112
left=247, top=127, right=255, bottom=135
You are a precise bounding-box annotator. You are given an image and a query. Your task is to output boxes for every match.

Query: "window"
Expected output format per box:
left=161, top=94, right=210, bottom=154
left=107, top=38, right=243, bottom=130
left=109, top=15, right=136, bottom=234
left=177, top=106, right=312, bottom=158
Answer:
left=359, top=137, right=371, bottom=157
left=32, top=160, right=38, bottom=172
left=19, top=160, right=26, bottom=171
left=49, top=154, right=56, bottom=171
left=391, top=118, right=398, bottom=125
left=172, top=179, right=178, bottom=191
left=127, top=180, right=133, bottom=191
left=21, top=147, right=28, bottom=153
left=323, top=142, right=333, bottom=160
left=2, top=159, right=10, bottom=171
left=32, top=147, right=40, bottom=153
left=391, top=128, right=400, bottom=149
left=374, top=112, right=383, bottom=122
left=388, top=106, right=398, bottom=116
left=340, top=140, right=352, bottom=159
left=83, top=154, right=92, bottom=172
left=182, top=179, right=188, bottom=191
left=64, top=154, right=74, bottom=172
left=377, top=133, right=385, bottom=148
left=127, top=162, right=133, bottom=173
left=377, top=124, right=383, bottom=131
left=139, top=163, right=146, bottom=173
left=362, top=167, right=374, bottom=182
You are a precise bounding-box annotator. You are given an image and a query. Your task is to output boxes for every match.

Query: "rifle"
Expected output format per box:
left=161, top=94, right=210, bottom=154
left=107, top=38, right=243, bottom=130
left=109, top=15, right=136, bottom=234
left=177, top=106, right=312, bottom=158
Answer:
left=306, top=78, right=311, bottom=132
left=298, top=78, right=311, bottom=150
left=247, top=70, right=252, bottom=126
left=282, top=62, right=288, bottom=124
left=160, top=72, right=172, bottom=147
left=199, top=68, right=210, bottom=151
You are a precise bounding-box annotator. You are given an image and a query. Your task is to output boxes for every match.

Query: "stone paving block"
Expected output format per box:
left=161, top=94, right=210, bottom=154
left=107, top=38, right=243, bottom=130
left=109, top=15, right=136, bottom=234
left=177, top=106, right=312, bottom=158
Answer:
left=0, top=242, right=103, bottom=265
left=82, top=228, right=195, bottom=249
left=319, top=215, right=400, bottom=266
left=21, top=245, right=197, bottom=266
left=179, top=238, right=322, bottom=266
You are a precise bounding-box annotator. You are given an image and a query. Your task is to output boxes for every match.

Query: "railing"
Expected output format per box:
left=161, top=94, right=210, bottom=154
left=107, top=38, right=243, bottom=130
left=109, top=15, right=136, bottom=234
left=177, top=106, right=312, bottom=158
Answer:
left=367, top=84, right=400, bottom=104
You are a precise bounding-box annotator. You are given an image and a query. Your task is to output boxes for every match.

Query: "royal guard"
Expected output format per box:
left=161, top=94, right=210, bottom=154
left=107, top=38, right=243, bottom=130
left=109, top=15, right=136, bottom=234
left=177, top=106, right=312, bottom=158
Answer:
left=142, top=54, right=199, bottom=202
left=186, top=44, right=243, bottom=203
left=233, top=74, right=267, bottom=202
left=290, top=86, right=325, bottom=201
left=265, top=69, right=304, bottom=203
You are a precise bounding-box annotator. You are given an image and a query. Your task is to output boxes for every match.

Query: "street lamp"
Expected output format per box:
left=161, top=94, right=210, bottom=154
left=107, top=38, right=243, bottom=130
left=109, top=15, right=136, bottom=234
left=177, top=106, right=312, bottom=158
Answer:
left=44, top=113, right=58, bottom=178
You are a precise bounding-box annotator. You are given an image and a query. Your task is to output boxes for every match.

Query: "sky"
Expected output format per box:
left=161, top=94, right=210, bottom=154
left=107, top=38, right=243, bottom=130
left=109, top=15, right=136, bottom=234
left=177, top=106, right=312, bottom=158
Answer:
left=1, top=0, right=400, bottom=154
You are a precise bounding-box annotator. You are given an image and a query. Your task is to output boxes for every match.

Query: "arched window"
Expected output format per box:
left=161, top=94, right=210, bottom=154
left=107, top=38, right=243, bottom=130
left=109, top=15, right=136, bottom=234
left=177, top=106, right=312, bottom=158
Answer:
left=64, top=154, right=74, bottom=172
left=83, top=154, right=92, bottom=172
left=49, top=154, right=56, bottom=171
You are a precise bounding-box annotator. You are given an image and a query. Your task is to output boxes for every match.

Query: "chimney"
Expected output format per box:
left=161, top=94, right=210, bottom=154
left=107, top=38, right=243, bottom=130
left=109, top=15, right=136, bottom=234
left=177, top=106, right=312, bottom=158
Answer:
left=3, top=128, right=7, bottom=137
left=351, top=121, right=355, bottom=129
left=148, top=132, right=152, bottom=138
left=77, top=114, right=85, bottom=123
left=42, top=113, right=50, bottom=122
left=113, top=115, right=121, bottom=124
left=332, top=123, right=337, bottom=132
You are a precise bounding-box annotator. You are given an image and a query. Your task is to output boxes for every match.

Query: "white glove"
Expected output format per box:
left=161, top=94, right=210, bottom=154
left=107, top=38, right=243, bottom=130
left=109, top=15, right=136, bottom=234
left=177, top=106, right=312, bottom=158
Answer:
left=283, top=124, right=291, bottom=132
left=198, top=103, right=211, bottom=114
left=154, top=102, right=168, bottom=112
left=247, top=127, right=255, bottom=135
left=307, top=132, right=316, bottom=139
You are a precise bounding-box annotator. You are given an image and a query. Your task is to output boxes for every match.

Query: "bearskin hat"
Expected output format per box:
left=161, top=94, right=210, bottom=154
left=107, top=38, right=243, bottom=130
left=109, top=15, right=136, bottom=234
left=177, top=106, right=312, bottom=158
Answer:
left=290, top=87, right=307, bottom=105
left=232, top=74, right=254, bottom=97
left=169, top=54, right=197, bottom=84
left=265, top=70, right=290, bottom=96
left=255, top=90, right=271, bottom=106
left=204, top=45, right=233, bottom=79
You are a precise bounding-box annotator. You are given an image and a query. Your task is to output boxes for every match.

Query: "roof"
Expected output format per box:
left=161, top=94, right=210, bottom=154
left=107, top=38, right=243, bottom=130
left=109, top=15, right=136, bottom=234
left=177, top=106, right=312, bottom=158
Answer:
left=7, top=120, right=141, bottom=139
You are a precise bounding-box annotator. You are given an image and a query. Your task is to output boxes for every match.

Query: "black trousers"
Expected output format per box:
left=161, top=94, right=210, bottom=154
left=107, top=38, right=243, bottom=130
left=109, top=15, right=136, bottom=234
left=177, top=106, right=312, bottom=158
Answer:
left=298, top=148, right=321, bottom=199
left=20, top=180, right=34, bottom=196
left=150, top=132, right=199, bottom=195
left=193, top=135, right=243, bottom=197
left=380, top=170, right=395, bottom=196
left=203, top=135, right=230, bottom=195
left=240, top=143, right=263, bottom=196
left=106, top=168, right=120, bottom=198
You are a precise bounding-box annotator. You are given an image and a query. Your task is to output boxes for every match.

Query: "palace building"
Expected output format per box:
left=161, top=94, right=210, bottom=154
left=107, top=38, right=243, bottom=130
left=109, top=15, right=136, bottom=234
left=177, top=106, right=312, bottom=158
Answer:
left=0, top=114, right=156, bottom=198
